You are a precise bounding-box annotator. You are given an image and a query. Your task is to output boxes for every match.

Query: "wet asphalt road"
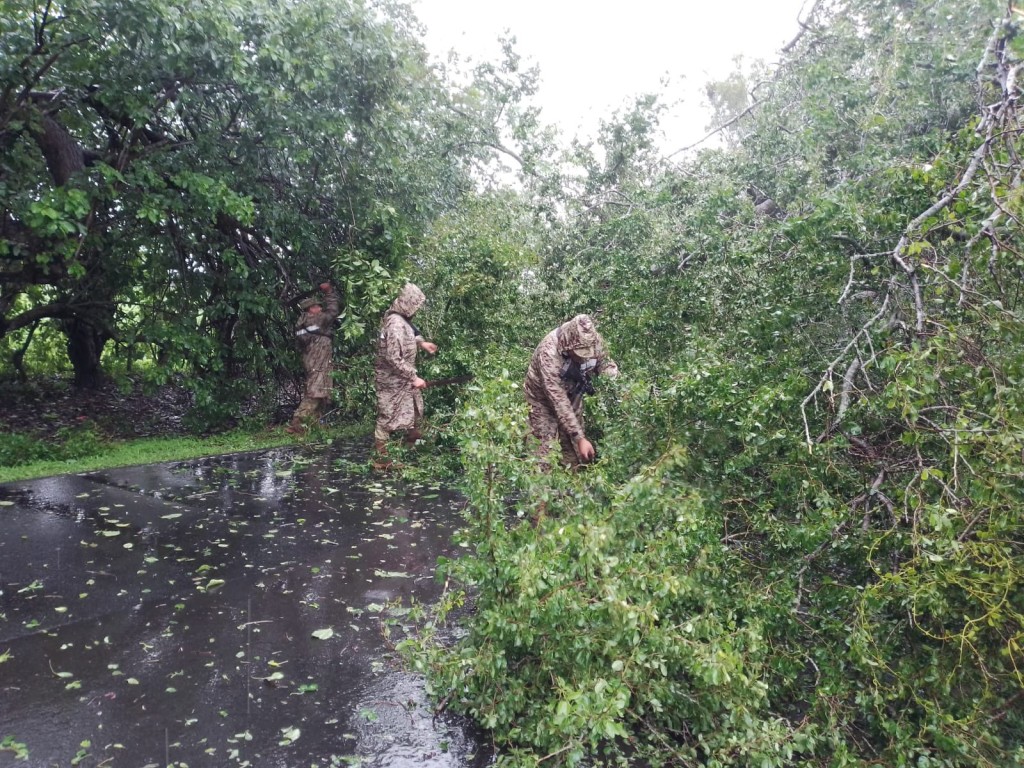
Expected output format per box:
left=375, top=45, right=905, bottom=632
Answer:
left=0, top=443, right=488, bottom=768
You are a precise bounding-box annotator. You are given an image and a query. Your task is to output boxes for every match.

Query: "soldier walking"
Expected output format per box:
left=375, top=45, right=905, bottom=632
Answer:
left=286, top=282, right=339, bottom=434
left=373, top=283, right=437, bottom=468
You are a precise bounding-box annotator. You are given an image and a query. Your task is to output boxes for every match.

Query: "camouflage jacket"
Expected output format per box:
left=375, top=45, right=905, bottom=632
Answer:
left=374, top=283, right=427, bottom=432
left=524, top=314, right=618, bottom=442
left=295, top=290, right=340, bottom=399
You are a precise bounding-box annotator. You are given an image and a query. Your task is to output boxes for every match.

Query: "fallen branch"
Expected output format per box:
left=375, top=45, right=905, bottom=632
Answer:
left=801, top=293, right=892, bottom=449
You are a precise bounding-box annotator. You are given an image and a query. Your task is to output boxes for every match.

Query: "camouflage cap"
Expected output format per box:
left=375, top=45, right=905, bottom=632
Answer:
left=298, top=296, right=319, bottom=310
left=559, top=314, right=599, bottom=357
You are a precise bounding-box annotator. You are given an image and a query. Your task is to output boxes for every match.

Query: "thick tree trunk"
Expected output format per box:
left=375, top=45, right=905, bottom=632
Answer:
left=63, top=317, right=108, bottom=389
left=38, top=115, right=86, bottom=186
left=33, top=113, right=113, bottom=388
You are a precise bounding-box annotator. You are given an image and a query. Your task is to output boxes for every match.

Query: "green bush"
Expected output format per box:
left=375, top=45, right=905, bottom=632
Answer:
left=0, top=433, right=56, bottom=467
left=55, top=422, right=105, bottom=460
left=406, top=323, right=1024, bottom=766
left=0, top=422, right=106, bottom=467
left=401, top=5, right=1024, bottom=758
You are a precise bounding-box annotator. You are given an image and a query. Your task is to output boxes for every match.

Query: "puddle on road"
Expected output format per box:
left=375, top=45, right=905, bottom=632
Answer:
left=0, top=442, right=489, bottom=768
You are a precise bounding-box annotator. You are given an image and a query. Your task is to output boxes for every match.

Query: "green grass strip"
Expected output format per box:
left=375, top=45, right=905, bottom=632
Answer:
left=0, top=424, right=368, bottom=484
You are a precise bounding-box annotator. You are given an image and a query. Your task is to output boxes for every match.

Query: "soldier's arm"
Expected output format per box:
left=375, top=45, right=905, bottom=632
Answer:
left=536, top=348, right=585, bottom=441
left=596, top=356, right=619, bottom=379
left=321, top=285, right=340, bottom=324
left=381, top=319, right=417, bottom=381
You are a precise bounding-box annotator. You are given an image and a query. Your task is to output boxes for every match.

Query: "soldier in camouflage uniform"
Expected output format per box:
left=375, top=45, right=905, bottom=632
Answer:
left=524, top=314, right=619, bottom=468
left=373, top=283, right=437, bottom=466
left=286, top=282, right=339, bottom=434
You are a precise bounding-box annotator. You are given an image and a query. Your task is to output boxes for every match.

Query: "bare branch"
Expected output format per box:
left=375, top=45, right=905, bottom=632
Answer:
left=782, top=0, right=824, bottom=54
left=802, top=293, right=892, bottom=449
left=667, top=99, right=765, bottom=158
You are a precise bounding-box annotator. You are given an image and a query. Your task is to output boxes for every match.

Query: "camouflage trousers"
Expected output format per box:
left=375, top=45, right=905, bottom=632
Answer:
left=374, top=383, right=423, bottom=442
left=373, top=416, right=422, bottom=443
left=289, top=396, right=328, bottom=429
left=526, top=394, right=582, bottom=469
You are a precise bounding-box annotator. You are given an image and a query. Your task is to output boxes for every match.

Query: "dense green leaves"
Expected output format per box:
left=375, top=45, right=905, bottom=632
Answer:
left=2, top=0, right=1022, bottom=764
left=1, top=0, right=523, bottom=421
left=403, top=1, right=1024, bottom=766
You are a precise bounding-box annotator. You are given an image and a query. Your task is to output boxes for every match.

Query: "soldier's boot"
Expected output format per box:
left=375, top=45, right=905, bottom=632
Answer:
left=403, top=428, right=423, bottom=446
left=372, top=440, right=393, bottom=471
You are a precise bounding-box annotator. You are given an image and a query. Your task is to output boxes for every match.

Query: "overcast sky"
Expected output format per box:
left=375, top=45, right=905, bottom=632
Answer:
left=412, top=0, right=810, bottom=154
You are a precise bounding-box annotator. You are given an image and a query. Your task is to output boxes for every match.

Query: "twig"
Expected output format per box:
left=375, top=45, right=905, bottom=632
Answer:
left=667, top=99, right=766, bottom=157
left=801, top=294, right=892, bottom=449
left=782, top=0, right=823, bottom=54
left=836, top=356, right=861, bottom=421
left=538, top=744, right=574, bottom=763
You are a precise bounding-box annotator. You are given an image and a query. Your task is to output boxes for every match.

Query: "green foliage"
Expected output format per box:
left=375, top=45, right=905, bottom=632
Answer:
left=0, top=433, right=53, bottom=467
left=405, top=375, right=818, bottom=766
left=0, top=735, right=29, bottom=761
left=0, top=421, right=104, bottom=467
left=0, top=428, right=296, bottom=483
left=330, top=249, right=394, bottom=344
left=418, top=191, right=549, bottom=346
left=1, top=0, right=529, bottom=406
left=2, top=0, right=1023, bottom=764
left=405, top=1, right=1024, bottom=766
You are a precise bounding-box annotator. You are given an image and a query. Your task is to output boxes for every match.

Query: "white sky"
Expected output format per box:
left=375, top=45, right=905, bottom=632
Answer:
left=412, top=0, right=810, bottom=154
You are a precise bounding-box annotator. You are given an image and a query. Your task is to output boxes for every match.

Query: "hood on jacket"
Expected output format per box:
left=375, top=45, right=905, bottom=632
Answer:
left=557, top=314, right=599, bottom=358
left=388, top=283, right=426, bottom=319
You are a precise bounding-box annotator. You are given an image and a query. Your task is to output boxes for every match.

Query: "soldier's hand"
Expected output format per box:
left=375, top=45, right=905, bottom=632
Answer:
left=412, top=376, right=428, bottom=389
left=418, top=341, right=438, bottom=355
left=319, top=282, right=332, bottom=293
left=576, top=438, right=596, bottom=463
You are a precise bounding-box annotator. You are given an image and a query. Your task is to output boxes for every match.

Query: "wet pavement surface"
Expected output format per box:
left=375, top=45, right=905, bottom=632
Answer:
left=0, top=442, right=488, bottom=768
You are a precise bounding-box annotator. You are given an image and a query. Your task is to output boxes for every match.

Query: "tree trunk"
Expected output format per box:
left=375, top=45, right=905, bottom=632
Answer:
left=38, top=115, right=86, bottom=186
left=63, top=316, right=108, bottom=389
left=35, top=112, right=112, bottom=388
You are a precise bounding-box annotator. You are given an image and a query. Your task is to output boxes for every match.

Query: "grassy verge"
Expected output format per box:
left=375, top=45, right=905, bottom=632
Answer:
left=0, top=423, right=369, bottom=484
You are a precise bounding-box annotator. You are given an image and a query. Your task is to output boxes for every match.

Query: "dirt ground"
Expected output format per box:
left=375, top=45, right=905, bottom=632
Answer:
left=0, top=376, right=300, bottom=441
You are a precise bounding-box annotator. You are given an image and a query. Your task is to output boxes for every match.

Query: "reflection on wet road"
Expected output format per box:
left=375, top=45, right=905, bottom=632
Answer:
left=0, top=442, right=487, bottom=768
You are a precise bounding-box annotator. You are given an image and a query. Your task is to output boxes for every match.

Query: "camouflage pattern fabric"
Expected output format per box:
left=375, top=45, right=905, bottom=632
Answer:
left=374, top=283, right=426, bottom=441
left=524, top=314, right=618, bottom=466
left=288, top=289, right=340, bottom=428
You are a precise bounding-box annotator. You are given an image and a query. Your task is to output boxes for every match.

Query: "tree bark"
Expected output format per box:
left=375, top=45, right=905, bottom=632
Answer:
left=62, top=316, right=108, bottom=389
left=31, top=111, right=116, bottom=388
left=38, top=114, right=86, bottom=185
